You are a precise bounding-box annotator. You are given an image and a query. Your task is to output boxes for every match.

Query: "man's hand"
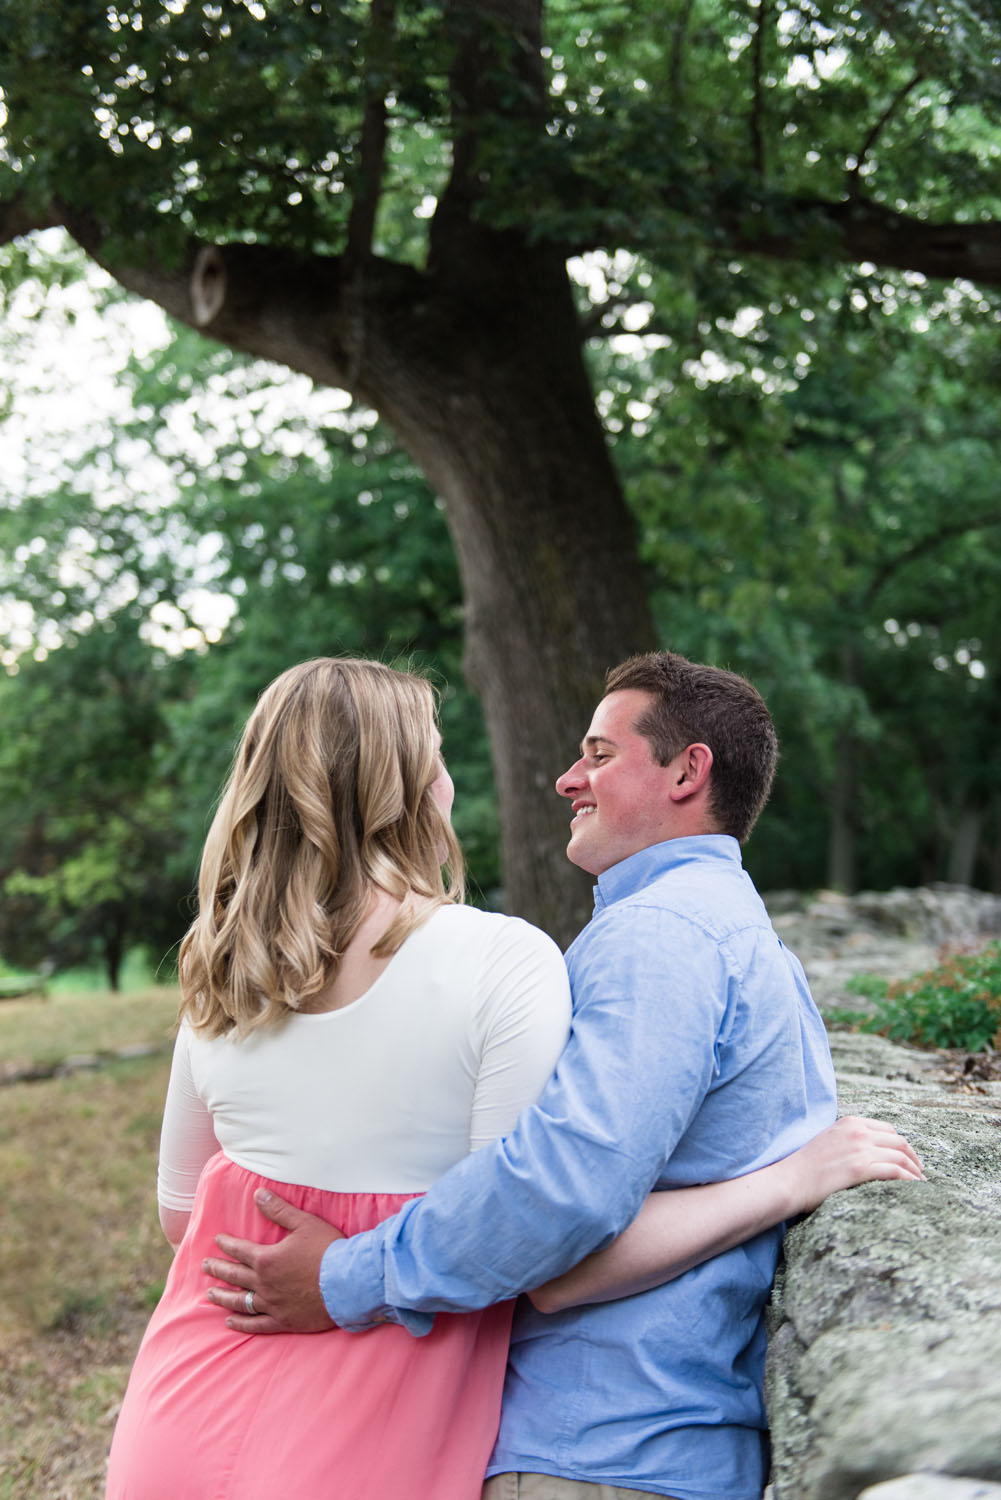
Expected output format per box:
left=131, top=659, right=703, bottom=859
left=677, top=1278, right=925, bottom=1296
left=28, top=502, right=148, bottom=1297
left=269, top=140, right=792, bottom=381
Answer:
left=203, top=1188, right=344, bottom=1334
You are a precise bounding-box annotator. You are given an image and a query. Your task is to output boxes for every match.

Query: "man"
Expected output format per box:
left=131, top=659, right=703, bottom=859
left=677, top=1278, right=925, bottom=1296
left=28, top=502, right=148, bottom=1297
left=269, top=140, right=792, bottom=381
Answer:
left=206, top=651, right=837, bottom=1500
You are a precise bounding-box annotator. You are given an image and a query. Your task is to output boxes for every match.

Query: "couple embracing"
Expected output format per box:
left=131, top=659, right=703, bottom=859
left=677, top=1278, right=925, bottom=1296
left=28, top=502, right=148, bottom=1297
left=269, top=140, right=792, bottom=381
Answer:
left=106, top=650, right=919, bottom=1500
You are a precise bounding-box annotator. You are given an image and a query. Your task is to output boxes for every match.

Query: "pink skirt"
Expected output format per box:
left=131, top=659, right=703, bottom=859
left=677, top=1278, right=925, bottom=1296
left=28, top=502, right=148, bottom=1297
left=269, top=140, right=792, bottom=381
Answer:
left=105, top=1153, right=513, bottom=1500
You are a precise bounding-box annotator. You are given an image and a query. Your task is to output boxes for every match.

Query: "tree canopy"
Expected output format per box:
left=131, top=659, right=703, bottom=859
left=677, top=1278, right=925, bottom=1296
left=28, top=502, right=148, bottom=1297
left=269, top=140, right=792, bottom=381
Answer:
left=2, top=0, right=1000, bottom=944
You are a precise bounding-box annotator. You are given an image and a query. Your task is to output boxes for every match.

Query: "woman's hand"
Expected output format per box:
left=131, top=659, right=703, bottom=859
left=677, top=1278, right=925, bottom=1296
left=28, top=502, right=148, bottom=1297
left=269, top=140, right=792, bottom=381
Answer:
left=528, top=1113, right=924, bottom=1314
left=780, top=1113, right=925, bottom=1216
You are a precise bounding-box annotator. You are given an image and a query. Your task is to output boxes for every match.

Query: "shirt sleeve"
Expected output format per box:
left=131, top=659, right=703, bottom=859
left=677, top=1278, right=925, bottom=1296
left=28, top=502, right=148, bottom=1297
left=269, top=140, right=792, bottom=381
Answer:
left=156, top=1021, right=222, bottom=1213
left=468, top=918, right=572, bottom=1151
left=319, top=903, right=729, bottom=1332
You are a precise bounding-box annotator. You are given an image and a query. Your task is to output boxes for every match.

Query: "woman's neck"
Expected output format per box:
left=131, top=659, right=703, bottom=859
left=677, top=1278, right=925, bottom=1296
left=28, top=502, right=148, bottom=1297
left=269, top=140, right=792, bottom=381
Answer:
left=297, top=885, right=431, bottom=1013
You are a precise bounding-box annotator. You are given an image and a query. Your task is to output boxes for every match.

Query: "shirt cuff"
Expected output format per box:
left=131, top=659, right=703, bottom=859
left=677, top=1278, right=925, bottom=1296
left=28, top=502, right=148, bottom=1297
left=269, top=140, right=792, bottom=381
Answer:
left=319, top=1233, right=434, bottom=1337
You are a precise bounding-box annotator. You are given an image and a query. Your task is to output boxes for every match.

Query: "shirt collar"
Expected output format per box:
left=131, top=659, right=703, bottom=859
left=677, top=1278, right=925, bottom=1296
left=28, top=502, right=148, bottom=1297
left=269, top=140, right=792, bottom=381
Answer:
left=592, top=835, right=742, bottom=911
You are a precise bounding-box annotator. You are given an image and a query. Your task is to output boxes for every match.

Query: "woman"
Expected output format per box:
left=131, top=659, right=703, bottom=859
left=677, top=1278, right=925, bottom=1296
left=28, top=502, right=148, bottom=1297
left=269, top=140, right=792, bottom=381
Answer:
left=106, top=657, right=920, bottom=1500
left=106, top=658, right=572, bottom=1500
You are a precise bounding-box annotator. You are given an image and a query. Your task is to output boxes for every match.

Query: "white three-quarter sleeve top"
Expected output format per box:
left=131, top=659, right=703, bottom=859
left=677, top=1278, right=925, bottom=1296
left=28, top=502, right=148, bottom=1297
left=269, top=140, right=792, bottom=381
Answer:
left=157, top=904, right=572, bottom=1211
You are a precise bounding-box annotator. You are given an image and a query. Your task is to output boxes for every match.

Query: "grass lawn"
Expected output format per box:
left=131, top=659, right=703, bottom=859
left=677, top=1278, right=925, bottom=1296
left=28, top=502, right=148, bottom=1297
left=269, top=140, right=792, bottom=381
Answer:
left=0, top=985, right=179, bottom=1078
left=0, top=989, right=180, bottom=1498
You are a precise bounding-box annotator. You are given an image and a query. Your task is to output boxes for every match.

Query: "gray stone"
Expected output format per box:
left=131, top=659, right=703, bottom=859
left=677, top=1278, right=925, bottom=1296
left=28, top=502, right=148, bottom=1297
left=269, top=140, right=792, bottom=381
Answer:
left=857, top=1480, right=1001, bottom=1500
left=764, top=882, right=1001, bottom=1013
left=767, top=1020, right=1001, bottom=1500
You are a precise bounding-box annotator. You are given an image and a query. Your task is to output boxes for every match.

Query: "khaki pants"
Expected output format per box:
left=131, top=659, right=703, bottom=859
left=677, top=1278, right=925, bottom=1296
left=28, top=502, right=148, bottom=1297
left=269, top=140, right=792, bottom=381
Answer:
left=482, top=1476, right=682, bottom=1500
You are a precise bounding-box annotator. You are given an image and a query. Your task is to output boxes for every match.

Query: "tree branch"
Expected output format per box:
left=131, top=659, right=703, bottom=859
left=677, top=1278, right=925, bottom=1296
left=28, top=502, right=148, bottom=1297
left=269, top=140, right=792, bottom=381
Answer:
left=346, top=0, right=397, bottom=262
left=863, top=510, right=1001, bottom=609
left=749, top=0, right=768, bottom=180
left=848, top=71, right=924, bottom=193
left=723, top=194, right=1001, bottom=288
left=1, top=199, right=431, bottom=395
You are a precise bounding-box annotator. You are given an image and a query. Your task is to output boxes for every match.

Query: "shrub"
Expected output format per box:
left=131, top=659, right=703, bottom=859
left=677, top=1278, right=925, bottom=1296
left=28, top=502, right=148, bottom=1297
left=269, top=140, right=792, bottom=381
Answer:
left=852, top=940, right=1001, bottom=1053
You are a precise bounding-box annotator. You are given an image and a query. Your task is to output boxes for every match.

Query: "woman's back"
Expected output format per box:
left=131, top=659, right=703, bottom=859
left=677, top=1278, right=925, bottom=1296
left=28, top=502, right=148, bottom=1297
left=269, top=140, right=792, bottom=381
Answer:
left=106, top=905, right=569, bottom=1500
left=160, top=904, right=569, bottom=1200
left=106, top=657, right=570, bottom=1500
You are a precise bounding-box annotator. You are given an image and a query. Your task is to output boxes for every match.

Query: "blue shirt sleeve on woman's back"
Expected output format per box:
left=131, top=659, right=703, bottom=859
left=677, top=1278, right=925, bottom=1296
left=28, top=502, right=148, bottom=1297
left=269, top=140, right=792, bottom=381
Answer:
left=319, top=901, right=732, bottom=1332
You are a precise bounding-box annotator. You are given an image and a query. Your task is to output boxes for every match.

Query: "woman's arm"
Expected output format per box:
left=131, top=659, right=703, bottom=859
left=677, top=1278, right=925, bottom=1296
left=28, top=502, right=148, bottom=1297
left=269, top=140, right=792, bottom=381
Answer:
left=159, top=1206, right=191, bottom=1252
left=157, top=1021, right=221, bottom=1250
left=529, top=1115, right=923, bottom=1313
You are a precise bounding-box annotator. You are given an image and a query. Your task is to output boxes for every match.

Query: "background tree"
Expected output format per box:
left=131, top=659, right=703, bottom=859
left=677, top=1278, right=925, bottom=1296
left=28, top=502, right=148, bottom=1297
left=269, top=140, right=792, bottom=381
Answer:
left=0, top=290, right=505, bottom=982
left=610, top=271, right=1001, bottom=891
left=3, top=241, right=1000, bottom=987
left=2, top=0, right=1000, bottom=940
left=0, top=614, right=193, bottom=988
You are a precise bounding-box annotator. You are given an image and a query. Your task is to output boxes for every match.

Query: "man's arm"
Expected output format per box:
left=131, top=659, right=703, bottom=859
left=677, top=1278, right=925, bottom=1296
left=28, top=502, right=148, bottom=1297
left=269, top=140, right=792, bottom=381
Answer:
left=207, top=904, right=729, bottom=1333
left=527, top=1115, right=924, bottom=1312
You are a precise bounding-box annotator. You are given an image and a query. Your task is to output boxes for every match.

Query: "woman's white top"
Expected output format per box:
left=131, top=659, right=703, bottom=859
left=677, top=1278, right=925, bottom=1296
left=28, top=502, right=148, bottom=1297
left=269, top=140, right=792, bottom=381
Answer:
left=157, top=904, right=571, bottom=1210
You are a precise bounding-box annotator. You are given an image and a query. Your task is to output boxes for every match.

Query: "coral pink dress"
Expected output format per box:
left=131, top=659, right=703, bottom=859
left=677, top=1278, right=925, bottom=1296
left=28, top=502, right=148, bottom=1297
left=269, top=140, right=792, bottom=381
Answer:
left=105, top=907, right=571, bottom=1500
left=106, top=1155, right=514, bottom=1500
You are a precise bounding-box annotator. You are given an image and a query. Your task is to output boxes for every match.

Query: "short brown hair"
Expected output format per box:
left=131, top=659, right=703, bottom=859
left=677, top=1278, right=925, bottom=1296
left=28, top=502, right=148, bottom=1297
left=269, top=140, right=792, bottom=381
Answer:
left=605, top=651, right=778, bottom=843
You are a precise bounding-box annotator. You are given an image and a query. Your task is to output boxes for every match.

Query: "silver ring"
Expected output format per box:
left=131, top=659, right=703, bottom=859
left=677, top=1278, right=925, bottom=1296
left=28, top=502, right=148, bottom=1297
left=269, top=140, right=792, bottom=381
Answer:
left=244, top=1289, right=256, bottom=1315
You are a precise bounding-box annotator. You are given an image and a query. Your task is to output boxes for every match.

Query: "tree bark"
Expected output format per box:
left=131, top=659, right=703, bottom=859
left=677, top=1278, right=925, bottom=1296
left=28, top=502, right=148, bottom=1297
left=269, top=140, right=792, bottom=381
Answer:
left=826, top=644, right=858, bottom=893
left=698, top=196, right=1001, bottom=288
left=349, top=237, right=657, bottom=943
left=946, top=806, right=982, bottom=888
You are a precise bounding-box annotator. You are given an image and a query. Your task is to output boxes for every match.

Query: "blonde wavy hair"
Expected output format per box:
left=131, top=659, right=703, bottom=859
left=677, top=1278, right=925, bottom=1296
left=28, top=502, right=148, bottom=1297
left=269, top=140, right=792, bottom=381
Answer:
left=178, top=658, right=464, bottom=1036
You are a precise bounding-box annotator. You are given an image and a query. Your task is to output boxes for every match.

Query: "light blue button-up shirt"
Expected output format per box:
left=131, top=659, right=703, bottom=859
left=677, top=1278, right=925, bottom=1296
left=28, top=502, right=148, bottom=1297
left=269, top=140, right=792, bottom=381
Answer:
left=319, top=837, right=837, bottom=1499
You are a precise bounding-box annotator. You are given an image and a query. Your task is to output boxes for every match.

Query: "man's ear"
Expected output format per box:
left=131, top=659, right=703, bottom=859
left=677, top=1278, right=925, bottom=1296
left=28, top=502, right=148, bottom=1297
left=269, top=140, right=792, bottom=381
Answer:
left=668, top=743, right=713, bottom=803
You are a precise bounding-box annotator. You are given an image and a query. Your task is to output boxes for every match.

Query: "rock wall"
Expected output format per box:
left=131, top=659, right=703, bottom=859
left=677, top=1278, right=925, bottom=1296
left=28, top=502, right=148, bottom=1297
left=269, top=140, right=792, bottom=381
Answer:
left=763, top=886, right=1001, bottom=1500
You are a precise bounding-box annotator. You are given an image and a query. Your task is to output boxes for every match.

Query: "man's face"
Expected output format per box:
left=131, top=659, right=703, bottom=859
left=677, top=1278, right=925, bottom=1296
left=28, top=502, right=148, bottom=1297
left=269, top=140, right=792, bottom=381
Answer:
left=555, top=689, right=681, bottom=876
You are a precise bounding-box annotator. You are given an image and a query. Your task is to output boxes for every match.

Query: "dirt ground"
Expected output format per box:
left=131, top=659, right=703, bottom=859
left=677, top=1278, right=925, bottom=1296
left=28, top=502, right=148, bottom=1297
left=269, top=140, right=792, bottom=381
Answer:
left=2, top=1314, right=152, bottom=1499
left=0, top=1048, right=174, bottom=1500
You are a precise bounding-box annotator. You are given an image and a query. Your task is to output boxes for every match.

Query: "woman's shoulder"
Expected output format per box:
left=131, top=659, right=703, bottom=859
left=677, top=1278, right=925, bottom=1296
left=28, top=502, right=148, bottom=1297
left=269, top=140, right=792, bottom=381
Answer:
left=431, top=903, right=564, bottom=961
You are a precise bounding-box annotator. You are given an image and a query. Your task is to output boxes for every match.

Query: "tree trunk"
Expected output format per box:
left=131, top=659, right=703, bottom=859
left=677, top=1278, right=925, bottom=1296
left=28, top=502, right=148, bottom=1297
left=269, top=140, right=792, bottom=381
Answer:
left=826, top=644, right=858, bottom=893
left=104, top=918, right=124, bottom=993
left=945, top=805, right=982, bottom=888
left=43, top=0, right=659, bottom=947
left=345, top=235, right=657, bottom=944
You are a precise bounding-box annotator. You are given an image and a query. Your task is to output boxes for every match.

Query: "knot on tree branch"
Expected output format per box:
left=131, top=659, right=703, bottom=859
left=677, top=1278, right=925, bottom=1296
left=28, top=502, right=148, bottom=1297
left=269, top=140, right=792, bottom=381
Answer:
left=190, top=245, right=227, bottom=326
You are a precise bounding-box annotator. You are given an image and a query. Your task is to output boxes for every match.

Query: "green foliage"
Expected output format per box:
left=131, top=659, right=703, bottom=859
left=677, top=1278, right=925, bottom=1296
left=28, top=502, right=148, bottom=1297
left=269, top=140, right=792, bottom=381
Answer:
left=4, top=0, right=1001, bottom=275
left=3, top=1, right=1001, bottom=929
left=844, top=972, right=891, bottom=1005
left=0, top=255, right=503, bottom=947
left=0, top=0, right=454, bottom=261
left=588, top=258, right=1001, bottom=892
left=856, top=941, right=1001, bottom=1052
left=0, top=616, right=195, bottom=986
left=822, top=1005, right=876, bottom=1031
